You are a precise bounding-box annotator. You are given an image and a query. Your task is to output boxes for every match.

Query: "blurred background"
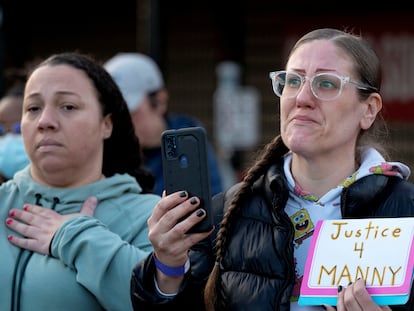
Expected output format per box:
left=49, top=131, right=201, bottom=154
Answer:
left=1, top=0, right=414, bottom=185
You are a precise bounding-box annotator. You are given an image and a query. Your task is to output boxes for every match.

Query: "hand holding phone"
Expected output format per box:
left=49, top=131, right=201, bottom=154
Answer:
left=161, top=127, right=213, bottom=233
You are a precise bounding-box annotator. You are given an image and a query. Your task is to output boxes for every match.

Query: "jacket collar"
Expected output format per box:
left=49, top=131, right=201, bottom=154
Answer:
left=341, top=174, right=390, bottom=217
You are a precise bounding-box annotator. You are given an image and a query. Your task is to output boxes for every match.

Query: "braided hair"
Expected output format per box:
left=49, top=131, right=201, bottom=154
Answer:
left=204, top=135, right=288, bottom=310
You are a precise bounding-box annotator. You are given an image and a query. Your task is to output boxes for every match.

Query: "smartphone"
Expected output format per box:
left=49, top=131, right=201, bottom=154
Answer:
left=161, top=127, right=213, bottom=233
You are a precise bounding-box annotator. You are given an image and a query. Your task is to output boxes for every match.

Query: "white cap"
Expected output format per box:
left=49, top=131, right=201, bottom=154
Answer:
left=104, top=53, right=164, bottom=111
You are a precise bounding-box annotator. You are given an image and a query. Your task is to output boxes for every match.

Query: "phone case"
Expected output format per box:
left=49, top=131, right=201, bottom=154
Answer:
left=161, top=127, right=213, bottom=233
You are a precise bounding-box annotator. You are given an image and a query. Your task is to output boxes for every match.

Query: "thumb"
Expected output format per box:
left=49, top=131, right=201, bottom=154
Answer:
left=80, top=196, right=98, bottom=216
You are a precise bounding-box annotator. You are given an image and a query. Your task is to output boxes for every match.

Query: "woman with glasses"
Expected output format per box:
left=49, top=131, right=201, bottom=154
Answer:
left=130, top=28, right=414, bottom=310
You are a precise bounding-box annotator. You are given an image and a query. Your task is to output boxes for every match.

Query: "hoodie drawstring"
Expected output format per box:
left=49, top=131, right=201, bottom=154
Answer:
left=35, top=193, right=42, bottom=206
left=52, top=197, right=60, bottom=210
left=34, top=194, right=60, bottom=210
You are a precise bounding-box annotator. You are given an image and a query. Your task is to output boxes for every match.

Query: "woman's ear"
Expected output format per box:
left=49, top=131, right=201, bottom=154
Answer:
left=360, top=93, right=382, bottom=130
left=102, top=114, right=113, bottom=139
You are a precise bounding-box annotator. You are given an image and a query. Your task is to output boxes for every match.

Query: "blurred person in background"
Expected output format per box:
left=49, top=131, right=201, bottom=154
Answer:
left=104, top=53, right=224, bottom=196
left=0, top=82, right=29, bottom=183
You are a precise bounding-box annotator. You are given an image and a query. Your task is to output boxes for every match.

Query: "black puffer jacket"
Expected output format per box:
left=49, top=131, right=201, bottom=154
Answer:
left=131, top=162, right=414, bottom=311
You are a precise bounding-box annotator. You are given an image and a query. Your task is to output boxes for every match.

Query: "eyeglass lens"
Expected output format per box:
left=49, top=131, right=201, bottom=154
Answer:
left=273, top=71, right=343, bottom=100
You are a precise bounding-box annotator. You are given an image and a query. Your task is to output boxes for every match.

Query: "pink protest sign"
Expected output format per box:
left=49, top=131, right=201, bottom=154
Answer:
left=299, top=218, right=414, bottom=306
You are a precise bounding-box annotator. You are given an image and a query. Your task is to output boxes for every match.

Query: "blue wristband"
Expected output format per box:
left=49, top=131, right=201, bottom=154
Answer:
left=153, top=254, right=190, bottom=277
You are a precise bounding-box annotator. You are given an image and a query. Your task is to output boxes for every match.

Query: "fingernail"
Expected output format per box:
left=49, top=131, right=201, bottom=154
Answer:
left=180, top=191, right=187, bottom=197
left=348, top=281, right=353, bottom=286
left=23, top=205, right=29, bottom=211
left=8, top=235, right=13, bottom=241
left=190, top=197, right=197, bottom=205
left=338, top=285, right=343, bottom=292
left=320, top=305, right=327, bottom=310
left=6, top=219, right=12, bottom=225
left=196, top=209, right=205, bottom=217
left=9, top=210, right=15, bottom=217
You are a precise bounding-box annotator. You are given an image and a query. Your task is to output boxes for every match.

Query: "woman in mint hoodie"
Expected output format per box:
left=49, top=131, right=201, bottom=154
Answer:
left=1, top=52, right=161, bottom=311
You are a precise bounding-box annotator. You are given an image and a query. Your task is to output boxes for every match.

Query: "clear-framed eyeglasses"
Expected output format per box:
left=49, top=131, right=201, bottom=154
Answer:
left=269, top=70, right=378, bottom=101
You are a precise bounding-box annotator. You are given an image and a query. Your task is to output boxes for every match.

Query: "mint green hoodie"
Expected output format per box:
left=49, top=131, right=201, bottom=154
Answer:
left=1, top=166, right=161, bottom=311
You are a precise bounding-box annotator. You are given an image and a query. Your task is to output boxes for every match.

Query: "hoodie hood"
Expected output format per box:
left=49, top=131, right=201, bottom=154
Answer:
left=358, top=147, right=410, bottom=180
left=12, top=166, right=143, bottom=213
